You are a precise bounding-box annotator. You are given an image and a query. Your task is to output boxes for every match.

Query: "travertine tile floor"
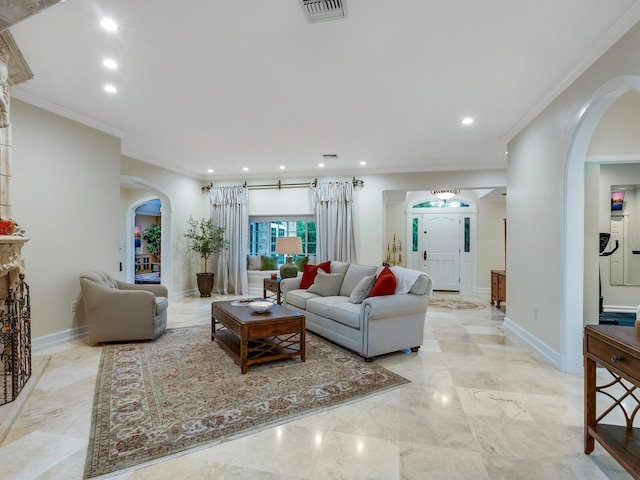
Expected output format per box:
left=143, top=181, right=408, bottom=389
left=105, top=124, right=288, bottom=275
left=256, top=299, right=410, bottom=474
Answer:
left=0, top=292, right=633, bottom=479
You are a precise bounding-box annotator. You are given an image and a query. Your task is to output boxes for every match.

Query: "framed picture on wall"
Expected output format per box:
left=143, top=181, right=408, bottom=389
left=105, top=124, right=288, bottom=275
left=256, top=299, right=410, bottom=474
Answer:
left=134, top=225, right=141, bottom=247
left=611, top=191, right=625, bottom=211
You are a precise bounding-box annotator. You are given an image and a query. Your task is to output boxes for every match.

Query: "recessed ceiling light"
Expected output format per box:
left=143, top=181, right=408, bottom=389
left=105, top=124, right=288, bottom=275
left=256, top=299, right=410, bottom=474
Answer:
left=100, top=18, right=118, bottom=32
left=207, top=169, right=213, bottom=173
left=461, top=117, right=474, bottom=125
left=318, top=163, right=325, bottom=168
left=104, top=84, right=117, bottom=93
left=103, top=58, right=117, bottom=69
left=360, top=161, right=366, bottom=166
left=242, top=167, right=248, bottom=172
left=279, top=165, right=285, bottom=170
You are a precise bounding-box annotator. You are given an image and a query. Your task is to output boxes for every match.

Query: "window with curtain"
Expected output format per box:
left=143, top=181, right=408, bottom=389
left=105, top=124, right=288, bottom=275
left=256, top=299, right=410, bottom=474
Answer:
left=249, top=216, right=316, bottom=263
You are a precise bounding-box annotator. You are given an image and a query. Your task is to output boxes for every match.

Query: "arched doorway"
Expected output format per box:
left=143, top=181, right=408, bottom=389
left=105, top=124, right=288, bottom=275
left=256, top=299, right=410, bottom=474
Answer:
left=564, top=75, right=640, bottom=374
left=121, top=175, right=173, bottom=298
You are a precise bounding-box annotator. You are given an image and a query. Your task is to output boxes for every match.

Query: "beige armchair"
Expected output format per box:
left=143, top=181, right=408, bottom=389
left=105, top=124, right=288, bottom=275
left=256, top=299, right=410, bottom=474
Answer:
left=79, top=270, right=168, bottom=344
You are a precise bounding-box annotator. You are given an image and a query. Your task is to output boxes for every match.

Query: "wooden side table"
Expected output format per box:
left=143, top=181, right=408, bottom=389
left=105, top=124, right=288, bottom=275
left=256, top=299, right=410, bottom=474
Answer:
left=584, top=324, right=640, bottom=478
left=263, top=277, right=282, bottom=304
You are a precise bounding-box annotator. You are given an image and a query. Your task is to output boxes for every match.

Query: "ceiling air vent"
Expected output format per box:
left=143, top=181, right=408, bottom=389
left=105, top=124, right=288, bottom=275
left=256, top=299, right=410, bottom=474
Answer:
left=322, top=154, right=339, bottom=159
left=301, top=0, right=345, bottom=23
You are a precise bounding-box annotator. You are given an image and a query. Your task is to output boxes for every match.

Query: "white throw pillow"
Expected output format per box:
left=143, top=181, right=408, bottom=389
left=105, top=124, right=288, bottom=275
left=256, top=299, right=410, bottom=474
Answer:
left=247, top=255, right=262, bottom=271
left=307, top=272, right=345, bottom=297
left=348, top=274, right=376, bottom=304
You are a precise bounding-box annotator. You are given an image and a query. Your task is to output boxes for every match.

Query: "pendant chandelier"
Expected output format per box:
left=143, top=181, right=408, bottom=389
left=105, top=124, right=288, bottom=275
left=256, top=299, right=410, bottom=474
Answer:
left=432, top=189, right=460, bottom=200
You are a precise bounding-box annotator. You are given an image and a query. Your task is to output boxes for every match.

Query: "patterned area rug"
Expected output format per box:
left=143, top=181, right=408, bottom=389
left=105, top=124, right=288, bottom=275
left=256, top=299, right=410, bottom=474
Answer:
left=428, top=298, right=486, bottom=310
left=85, top=325, right=409, bottom=478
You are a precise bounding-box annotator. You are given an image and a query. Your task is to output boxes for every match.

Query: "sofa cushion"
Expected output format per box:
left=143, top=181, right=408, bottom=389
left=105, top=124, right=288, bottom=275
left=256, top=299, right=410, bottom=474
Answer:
left=348, top=274, right=376, bottom=304
left=340, top=264, right=378, bottom=296
left=286, top=289, right=321, bottom=310
left=328, top=301, right=362, bottom=329
left=307, top=296, right=360, bottom=329
left=248, top=254, right=262, bottom=271
left=261, top=255, right=278, bottom=270
left=307, top=272, right=345, bottom=297
left=369, top=266, right=397, bottom=297
left=329, top=261, right=350, bottom=275
left=300, top=261, right=331, bottom=289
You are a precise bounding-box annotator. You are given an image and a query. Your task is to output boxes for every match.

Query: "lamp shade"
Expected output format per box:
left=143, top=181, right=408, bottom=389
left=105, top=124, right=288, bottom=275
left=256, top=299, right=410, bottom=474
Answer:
left=276, top=237, right=303, bottom=279
left=275, top=236, right=303, bottom=255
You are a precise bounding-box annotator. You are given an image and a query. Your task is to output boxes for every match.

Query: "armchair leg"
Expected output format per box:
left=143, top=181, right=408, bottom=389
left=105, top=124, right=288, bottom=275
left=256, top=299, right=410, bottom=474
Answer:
left=364, top=356, right=374, bottom=363
left=410, top=346, right=420, bottom=353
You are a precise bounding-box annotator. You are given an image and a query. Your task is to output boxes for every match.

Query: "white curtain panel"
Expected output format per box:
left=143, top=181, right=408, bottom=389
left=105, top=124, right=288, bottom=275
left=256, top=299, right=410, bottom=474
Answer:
left=210, top=186, right=249, bottom=295
left=311, top=181, right=357, bottom=263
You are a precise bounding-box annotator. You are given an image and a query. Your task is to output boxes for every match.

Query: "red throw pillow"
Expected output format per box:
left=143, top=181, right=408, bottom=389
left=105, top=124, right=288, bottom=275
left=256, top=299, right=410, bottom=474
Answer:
left=300, top=261, right=331, bottom=289
left=369, top=266, right=397, bottom=297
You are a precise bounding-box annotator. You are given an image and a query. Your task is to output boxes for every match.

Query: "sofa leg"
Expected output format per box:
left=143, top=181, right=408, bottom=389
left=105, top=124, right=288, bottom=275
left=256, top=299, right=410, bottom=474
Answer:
left=364, top=356, right=374, bottom=363
left=410, top=346, right=420, bottom=353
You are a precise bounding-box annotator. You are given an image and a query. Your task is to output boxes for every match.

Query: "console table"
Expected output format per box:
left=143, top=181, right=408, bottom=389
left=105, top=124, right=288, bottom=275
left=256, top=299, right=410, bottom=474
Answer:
left=584, top=324, right=640, bottom=478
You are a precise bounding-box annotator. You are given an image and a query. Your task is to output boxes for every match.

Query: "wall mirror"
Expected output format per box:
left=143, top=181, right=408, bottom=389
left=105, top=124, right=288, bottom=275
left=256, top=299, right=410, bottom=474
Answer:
left=609, top=184, right=640, bottom=285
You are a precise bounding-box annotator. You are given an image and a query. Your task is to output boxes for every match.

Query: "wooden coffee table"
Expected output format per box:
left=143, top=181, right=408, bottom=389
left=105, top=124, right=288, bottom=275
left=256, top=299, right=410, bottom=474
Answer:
left=211, top=300, right=305, bottom=374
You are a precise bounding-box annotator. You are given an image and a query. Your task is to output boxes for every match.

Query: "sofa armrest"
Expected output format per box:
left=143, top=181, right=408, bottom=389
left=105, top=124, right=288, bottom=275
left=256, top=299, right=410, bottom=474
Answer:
left=117, top=280, right=168, bottom=297
left=280, top=276, right=302, bottom=296
left=362, top=293, right=429, bottom=319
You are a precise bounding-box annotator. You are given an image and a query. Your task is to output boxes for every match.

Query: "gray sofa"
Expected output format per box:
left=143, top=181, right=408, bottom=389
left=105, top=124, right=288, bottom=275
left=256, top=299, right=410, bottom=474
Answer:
left=281, top=262, right=433, bottom=361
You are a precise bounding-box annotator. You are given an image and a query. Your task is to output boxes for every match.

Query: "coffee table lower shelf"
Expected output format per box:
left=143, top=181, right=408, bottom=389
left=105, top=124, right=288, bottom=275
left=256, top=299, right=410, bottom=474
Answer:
left=211, top=301, right=305, bottom=374
left=214, top=328, right=304, bottom=371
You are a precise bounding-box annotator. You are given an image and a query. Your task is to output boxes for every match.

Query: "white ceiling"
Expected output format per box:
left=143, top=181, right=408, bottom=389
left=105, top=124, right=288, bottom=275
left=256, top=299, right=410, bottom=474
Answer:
left=8, top=0, right=640, bottom=181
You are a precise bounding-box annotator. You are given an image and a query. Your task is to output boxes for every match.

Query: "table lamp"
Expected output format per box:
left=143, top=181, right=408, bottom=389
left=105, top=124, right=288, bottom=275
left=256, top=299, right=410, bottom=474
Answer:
left=276, top=236, right=303, bottom=278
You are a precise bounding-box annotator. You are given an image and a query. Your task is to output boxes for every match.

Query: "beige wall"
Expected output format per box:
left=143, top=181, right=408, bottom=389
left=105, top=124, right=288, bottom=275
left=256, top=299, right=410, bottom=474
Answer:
left=477, top=197, right=506, bottom=289
left=507, top=20, right=640, bottom=371
left=11, top=99, right=121, bottom=340
left=120, top=156, right=207, bottom=297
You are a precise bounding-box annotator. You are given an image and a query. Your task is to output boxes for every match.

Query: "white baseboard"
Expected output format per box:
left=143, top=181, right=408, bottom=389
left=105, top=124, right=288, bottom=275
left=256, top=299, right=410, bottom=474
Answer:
left=475, top=287, right=490, bottom=296
left=172, top=288, right=198, bottom=300
left=503, top=316, right=562, bottom=370
left=33, top=325, right=88, bottom=353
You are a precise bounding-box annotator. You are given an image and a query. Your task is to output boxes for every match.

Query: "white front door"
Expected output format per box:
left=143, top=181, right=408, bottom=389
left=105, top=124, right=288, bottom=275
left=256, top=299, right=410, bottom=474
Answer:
left=423, top=214, right=460, bottom=291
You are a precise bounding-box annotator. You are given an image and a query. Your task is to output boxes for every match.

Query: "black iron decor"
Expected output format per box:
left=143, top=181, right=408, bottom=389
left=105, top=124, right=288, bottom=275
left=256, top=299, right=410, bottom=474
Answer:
left=0, top=273, right=31, bottom=405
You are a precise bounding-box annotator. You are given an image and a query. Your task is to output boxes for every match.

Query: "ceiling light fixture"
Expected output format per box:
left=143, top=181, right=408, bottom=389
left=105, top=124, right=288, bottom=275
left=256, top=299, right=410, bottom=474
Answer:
left=461, top=117, right=474, bottom=125
left=432, top=189, right=460, bottom=200
left=103, top=58, right=117, bottom=69
left=279, top=165, right=285, bottom=170
left=242, top=167, right=248, bottom=172
left=318, top=163, right=325, bottom=168
left=360, top=161, right=366, bottom=166
left=207, top=169, right=213, bottom=173
left=100, top=18, right=118, bottom=31
left=104, top=84, right=117, bottom=93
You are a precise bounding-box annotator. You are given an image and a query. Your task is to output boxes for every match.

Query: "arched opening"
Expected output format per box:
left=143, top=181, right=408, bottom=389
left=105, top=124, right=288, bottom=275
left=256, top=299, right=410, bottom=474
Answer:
left=133, top=197, right=161, bottom=284
left=564, top=75, right=640, bottom=374
left=121, top=175, right=173, bottom=298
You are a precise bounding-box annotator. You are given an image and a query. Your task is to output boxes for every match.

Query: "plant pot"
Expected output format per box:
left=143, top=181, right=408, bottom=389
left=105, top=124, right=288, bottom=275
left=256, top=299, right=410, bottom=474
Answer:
left=196, top=272, right=215, bottom=297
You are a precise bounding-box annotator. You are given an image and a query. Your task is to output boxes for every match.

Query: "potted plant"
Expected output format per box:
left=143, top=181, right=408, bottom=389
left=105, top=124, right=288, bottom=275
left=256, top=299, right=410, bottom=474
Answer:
left=141, top=224, right=161, bottom=261
left=183, top=216, right=228, bottom=297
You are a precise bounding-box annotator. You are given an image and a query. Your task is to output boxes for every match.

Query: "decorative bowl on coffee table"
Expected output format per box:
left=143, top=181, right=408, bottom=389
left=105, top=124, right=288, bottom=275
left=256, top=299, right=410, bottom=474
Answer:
left=249, top=301, right=273, bottom=313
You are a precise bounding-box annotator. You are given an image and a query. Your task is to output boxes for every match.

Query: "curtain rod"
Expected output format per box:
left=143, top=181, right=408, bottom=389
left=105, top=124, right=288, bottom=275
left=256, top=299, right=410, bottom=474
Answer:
left=202, top=177, right=364, bottom=193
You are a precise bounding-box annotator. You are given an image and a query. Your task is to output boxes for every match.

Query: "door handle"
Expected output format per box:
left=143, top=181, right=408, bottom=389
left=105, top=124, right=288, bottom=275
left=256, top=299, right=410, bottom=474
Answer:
left=423, top=251, right=427, bottom=261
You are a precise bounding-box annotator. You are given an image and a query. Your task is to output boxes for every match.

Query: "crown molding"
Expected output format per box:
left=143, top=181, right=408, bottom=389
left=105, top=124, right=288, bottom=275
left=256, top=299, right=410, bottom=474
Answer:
left=502, top=1, right=640, bottom=144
